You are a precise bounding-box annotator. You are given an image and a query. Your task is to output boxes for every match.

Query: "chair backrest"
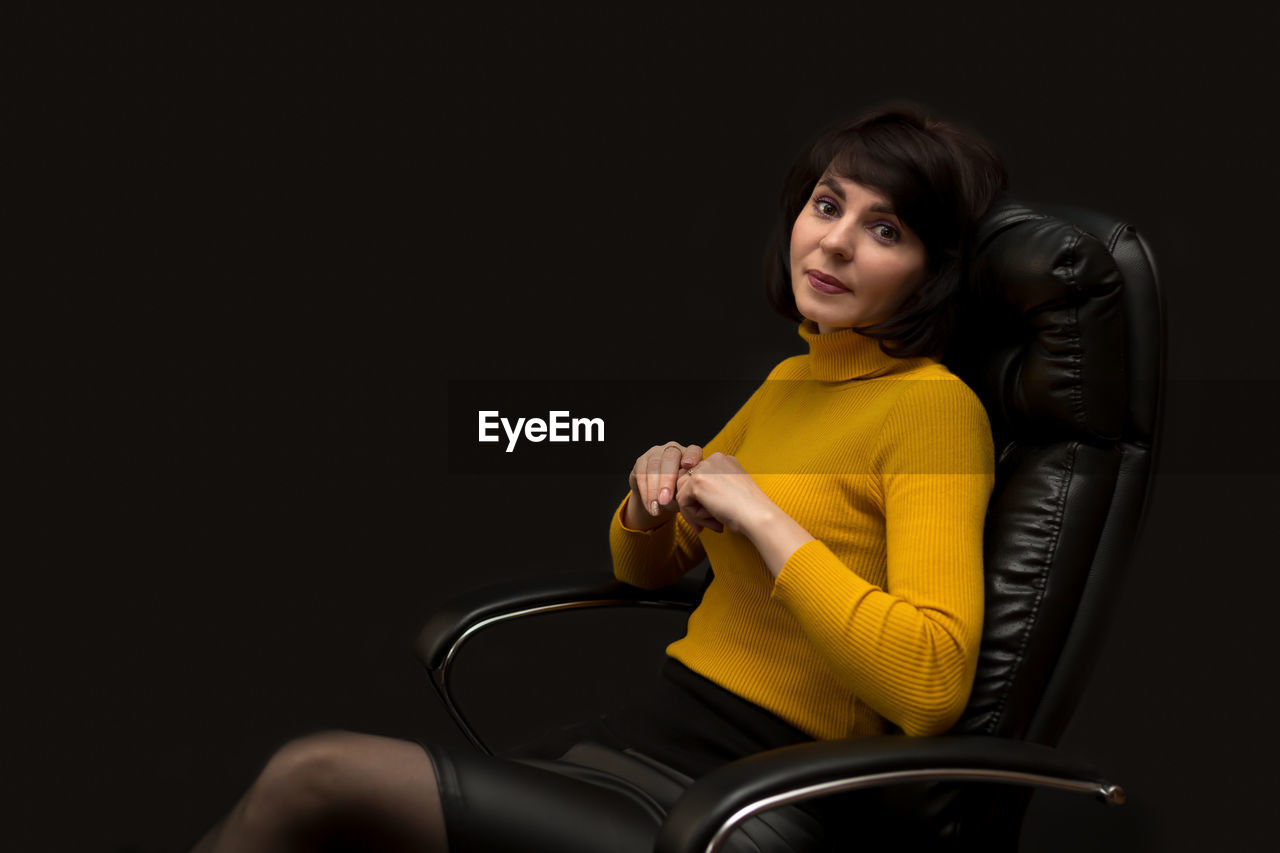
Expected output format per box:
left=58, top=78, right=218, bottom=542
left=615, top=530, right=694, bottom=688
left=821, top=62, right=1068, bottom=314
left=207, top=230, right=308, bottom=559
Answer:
left=888, top=201, right=1165, bottom=844
left=946, top=200, right=1164, bottom=745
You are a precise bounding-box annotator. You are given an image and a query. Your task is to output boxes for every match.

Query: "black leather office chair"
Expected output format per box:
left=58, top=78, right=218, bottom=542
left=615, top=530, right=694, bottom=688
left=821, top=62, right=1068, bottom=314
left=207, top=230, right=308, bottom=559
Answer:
left=418, top=200, right=1164, bottom=851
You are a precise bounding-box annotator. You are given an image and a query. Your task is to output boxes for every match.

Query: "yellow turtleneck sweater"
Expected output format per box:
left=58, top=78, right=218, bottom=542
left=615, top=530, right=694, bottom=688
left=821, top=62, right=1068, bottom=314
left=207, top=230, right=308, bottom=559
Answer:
left=610, top=320, right=994, bottom=739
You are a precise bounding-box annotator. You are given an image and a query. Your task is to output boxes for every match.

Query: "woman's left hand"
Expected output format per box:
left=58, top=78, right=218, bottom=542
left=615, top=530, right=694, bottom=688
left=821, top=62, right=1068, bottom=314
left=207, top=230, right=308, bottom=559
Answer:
left=676, top=452, right=776, bottom=537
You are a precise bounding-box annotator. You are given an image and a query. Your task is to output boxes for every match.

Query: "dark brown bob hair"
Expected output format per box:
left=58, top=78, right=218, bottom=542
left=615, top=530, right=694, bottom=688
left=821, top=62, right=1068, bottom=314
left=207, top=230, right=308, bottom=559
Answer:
left=765, top=105, right=1007, bottom=357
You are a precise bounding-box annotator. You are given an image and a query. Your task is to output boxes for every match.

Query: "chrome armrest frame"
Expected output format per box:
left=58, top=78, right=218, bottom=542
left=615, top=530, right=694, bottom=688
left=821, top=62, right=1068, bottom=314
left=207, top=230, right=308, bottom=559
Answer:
left=418, top=572, right=703, bottom=755
left=698, top=766, right=1122, bottom=853
left=427, top=595, right=695, bottom=754
left=653, top=735, right=1125, bottom=853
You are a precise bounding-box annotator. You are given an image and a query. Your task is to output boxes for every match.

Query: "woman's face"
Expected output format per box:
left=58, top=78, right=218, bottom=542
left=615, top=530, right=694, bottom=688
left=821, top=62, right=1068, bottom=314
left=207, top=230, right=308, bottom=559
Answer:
left=789, top=173, right=928, bottom=334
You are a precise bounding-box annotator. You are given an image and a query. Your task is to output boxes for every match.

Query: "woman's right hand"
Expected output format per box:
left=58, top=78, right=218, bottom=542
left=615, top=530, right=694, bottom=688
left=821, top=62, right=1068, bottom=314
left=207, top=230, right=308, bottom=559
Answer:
left=624, top=442, right=704, bottom=530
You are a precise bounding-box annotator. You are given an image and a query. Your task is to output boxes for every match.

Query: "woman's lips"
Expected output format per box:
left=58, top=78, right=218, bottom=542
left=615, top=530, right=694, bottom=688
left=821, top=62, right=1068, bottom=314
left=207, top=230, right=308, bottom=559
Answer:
left=806, top=270, right=849, bottom=294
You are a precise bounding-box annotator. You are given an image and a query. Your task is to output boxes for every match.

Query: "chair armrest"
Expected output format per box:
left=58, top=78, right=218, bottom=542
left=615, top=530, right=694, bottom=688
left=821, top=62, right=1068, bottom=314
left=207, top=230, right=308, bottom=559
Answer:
left=415, top=571, right=705, bottom=672
left=656, top=734, right=1124, bottom=853
left=415, top=570, right=705, bottom=753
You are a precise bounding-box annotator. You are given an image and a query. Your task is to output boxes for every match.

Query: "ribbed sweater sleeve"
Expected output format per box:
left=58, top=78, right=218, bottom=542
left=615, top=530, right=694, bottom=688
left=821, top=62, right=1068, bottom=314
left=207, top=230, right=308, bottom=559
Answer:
left=770, top=380, right=994, bottom=736
left=609, top=362, right=787, bottom=590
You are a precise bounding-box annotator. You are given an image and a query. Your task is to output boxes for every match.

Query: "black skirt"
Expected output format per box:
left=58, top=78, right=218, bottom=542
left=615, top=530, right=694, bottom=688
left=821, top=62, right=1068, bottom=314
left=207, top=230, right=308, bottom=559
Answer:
left=424, top=658, right=863, bottom=853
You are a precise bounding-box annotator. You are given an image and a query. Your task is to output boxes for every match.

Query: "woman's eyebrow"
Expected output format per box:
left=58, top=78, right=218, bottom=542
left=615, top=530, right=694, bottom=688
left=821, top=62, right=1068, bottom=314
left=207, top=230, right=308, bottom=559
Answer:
left=816, top=177, right=846, bottom=201
left=815, top=177, right=897, bottom=216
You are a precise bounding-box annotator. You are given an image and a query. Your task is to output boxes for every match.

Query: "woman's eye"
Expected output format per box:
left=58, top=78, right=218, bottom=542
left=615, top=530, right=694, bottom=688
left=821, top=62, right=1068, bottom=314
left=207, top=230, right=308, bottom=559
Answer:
left=813, top=198, right=838, bottom=217
left=871, top=223, right=901, bottom=243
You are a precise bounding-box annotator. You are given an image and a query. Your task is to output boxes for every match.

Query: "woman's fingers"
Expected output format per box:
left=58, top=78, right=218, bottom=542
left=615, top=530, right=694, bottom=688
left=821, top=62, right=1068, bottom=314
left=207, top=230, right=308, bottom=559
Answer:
left=674, top=468, right=699, bottom=532
left=628, top=442, right=712, bottom=519
left=683, top=505, right=724, bottom=534
left=672, top=445, right=704, bottom=522
left=657, top=444, right=684, bottom=510
left=684, top=504, right=724, bottom=534
left=638, top=443, right=687, bottom=516
left=644, top=451, right=662, bottom=515
left=677, top=471, right=725, bottom=534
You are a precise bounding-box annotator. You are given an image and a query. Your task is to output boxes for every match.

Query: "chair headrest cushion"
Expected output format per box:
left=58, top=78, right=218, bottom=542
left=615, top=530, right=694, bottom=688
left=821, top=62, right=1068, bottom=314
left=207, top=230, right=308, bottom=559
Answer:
left=964, top=203, right=1127, bottom=441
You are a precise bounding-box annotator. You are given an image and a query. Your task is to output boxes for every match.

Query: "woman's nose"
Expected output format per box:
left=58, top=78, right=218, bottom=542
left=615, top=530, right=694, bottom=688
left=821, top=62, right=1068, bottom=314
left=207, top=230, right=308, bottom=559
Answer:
left=819, top=222, right=855, bottom=260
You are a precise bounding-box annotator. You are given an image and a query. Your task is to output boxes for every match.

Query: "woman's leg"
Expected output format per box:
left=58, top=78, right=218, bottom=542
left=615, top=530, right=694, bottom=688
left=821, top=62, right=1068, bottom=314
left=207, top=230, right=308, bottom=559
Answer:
left=190, top=730, right=448, bottom=853
left=190, top=729, right=669, bottom=853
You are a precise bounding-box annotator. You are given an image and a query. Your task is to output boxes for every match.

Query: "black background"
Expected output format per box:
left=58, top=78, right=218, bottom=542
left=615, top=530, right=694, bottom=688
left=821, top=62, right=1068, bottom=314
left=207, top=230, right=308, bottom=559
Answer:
left=9, top=4, right=1280, bottom=851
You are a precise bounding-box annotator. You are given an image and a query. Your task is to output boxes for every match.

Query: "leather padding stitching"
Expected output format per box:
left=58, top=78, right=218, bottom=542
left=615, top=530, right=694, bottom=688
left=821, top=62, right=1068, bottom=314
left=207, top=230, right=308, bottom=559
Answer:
left=985, top=440, right=1078, bottom=734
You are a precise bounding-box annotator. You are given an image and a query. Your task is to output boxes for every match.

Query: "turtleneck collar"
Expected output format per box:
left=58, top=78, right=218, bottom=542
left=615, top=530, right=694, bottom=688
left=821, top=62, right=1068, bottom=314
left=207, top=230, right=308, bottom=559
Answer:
left=797, top=319, right=934, bottom=382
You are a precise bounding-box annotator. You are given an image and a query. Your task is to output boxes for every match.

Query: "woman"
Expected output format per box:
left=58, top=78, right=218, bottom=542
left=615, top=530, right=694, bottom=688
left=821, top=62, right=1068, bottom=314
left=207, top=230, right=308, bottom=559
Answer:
left=191, top=104, right=1007, bottom=853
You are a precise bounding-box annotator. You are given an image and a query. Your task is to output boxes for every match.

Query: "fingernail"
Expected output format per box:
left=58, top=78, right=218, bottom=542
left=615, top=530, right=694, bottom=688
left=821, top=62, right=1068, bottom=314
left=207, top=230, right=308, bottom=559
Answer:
left=659, top=488, right=671, bottom=505
left=650, top=500, right=658, bottom=515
